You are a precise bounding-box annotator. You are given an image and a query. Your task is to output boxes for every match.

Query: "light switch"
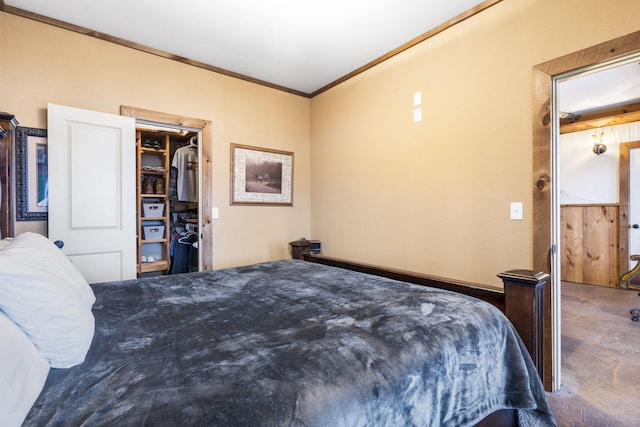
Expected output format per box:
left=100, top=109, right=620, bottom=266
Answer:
left=510, top=202, right=523, bottom=220
left=212, top=207, right=219, bottom=219
left=413, top=91, right=422, bottom=106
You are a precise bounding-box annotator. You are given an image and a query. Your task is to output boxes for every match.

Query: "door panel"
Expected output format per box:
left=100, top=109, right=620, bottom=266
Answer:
left=560, top=205, right=619, bottom=287
left=48, top=104, right=136, bottom=283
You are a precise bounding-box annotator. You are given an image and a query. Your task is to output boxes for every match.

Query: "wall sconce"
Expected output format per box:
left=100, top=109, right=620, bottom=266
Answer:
left=592, top=130, right=606, bottom=155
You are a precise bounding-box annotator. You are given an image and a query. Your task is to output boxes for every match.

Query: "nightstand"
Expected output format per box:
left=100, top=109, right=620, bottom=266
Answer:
left=289, top=240, right=311, bottom=260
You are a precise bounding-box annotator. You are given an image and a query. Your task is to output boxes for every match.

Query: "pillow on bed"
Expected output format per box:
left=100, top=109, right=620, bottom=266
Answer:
left=0, top=310, right=49, bottom=427
left=0, top=233, right=95, bottom=368
left=6, top=232, right=95, bottom=307
left=0, top=237, right=13, bottom=251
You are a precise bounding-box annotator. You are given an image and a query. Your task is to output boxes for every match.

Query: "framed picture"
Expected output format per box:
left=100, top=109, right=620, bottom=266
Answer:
left=230, top=144, right=293, bottom=206
left=15, top=126, right=48, bottom=221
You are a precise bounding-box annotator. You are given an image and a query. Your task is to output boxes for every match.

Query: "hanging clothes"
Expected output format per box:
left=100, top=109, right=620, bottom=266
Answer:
left=169, top=166, right=178, bottom=200
left=171, top=141, right=198, bottom=202
left=170, top=231, right=198, bottom=274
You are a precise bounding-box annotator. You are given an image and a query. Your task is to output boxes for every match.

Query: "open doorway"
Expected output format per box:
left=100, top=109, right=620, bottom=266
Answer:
left=557, top=60, right=640, bottom=288
left=532, top=31, right=640, bottom=391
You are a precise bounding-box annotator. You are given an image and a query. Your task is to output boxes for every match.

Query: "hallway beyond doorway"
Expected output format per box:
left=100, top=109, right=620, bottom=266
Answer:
left=547, top=281, right=640, bottom=426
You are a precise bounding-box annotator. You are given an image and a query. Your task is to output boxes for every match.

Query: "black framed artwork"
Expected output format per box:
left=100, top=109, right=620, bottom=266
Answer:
left=15, top=126, right=48, bottom=221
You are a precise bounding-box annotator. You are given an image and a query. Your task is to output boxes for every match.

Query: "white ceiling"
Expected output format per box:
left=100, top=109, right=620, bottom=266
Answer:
left=559, top=60, right=640, bottom=115
left=3, top=0, right=487, bottom=95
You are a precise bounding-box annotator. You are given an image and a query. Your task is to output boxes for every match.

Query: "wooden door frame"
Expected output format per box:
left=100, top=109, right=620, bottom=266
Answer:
left=120, top=106, right=213, bottom=271
left=533, top=31, right=640, bottom=390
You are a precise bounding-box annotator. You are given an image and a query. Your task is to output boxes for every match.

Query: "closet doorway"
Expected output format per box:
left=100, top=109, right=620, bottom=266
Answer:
left=120, top=106, right=213, bottom=272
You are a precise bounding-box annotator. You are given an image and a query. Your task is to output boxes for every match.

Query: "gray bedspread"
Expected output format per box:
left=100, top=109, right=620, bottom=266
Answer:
left=24, top=259, right=555, bottom=426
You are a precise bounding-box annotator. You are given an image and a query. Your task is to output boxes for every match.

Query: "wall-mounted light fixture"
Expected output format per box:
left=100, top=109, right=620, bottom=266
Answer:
left=592, top=130, right=606, bottom=155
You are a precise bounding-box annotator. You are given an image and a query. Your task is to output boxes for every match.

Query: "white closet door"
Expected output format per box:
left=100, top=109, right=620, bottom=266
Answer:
left=48, top=103, right=137, bottom=283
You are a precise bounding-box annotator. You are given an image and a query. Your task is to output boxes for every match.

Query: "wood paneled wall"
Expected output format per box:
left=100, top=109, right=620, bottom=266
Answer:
left=561, top=205, right=621, bottom=287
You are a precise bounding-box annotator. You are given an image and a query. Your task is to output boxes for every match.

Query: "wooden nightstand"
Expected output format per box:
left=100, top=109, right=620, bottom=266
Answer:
left=289, top=240, right=311, bottom=260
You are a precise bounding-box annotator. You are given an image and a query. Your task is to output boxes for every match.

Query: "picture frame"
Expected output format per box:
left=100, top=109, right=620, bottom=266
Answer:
left=15, top=126, right=48, bottom=221
left=230, top=143, right=293, bottom=206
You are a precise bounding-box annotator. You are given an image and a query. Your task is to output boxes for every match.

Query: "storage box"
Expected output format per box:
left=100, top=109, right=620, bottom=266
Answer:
left=143, top=225, right=165, bottom=240
left=143, top=203, right=165, bottom=218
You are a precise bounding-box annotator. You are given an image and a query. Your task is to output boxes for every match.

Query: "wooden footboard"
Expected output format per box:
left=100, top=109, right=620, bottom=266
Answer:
left=301, top=254, right=548, bottom=383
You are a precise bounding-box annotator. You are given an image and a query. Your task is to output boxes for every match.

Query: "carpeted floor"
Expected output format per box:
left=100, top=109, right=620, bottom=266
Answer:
left=546, top=281, right=640, bottom=426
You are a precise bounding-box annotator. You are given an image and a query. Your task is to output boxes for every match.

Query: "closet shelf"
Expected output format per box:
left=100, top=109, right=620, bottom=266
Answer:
left=140, top=260, right=169, bottom=273
left=141, top=170, right=166, bottom=176
left=140, top=238, right=168, bottom=244
left=137, top=129, right=171, bottom=276
left=140, top=147, right=168, bottom=154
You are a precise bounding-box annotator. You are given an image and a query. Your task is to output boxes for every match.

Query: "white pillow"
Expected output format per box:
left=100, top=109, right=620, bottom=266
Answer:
left=0, top=234, right=95, bottom=368
left=0, top=238, right=12, bottom=251
left=0, top=311, right=49, bottom=427
left=7, top=232, right=95, bottom=307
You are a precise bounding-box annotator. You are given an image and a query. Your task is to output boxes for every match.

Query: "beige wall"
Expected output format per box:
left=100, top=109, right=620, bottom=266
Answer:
left=0, top=12, right=311, bottom=269
left=310, top=0, right=640, bottom=286
left=2, top=0, right=640, bottom=285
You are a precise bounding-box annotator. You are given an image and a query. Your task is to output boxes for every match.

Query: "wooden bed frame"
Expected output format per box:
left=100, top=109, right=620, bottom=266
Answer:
left=291, top=244, right=550, bottom=427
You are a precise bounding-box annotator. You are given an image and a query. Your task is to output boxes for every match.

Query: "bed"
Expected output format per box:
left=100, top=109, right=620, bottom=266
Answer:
left=1, top=233, right=555, bottom=426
